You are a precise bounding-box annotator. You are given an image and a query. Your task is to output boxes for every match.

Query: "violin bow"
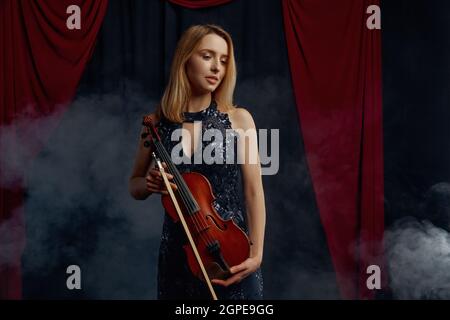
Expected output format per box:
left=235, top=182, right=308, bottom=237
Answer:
left=153, top=152, right=218, bottom=301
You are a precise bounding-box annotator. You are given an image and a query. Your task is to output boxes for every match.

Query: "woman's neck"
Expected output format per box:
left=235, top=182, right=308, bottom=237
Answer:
left=187, top=94, right=212, bottom=113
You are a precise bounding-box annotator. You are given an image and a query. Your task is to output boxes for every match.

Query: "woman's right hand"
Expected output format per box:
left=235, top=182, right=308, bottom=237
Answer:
left=146, top=162, right=178, bottom=195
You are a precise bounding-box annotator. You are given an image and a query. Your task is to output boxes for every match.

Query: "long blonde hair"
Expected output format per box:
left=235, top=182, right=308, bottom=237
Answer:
left=156, top=24, right=237, bottom=123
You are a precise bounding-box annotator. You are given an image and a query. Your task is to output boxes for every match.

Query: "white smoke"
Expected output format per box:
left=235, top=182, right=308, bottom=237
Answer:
left=385, top=217, right=450, bottom=299
left=1, top=84, right=165, bottom=298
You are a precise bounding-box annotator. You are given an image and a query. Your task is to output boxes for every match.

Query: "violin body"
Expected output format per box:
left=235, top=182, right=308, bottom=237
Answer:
left=161, top=172, right=250, bottom=281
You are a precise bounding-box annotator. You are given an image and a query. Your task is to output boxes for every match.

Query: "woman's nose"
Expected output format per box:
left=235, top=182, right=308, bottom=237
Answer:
left=211, top=60, right=220, bottom=73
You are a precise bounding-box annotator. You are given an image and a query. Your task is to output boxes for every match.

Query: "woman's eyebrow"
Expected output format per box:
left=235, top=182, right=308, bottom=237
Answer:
left=199, top=49, right=228, bottom=58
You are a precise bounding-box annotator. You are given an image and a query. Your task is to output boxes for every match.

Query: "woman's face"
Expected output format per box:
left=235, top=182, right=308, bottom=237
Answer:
left=186, top=33, right=229, bottom=95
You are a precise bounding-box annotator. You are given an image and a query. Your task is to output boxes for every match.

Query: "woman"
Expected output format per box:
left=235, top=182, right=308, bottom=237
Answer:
left=129, top=24, right=266, bottom=300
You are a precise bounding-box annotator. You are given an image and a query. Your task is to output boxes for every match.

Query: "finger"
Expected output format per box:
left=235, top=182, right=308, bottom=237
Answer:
left=230, top=263, right=247, bottom=274
left=213, top=270, right=248, bottom=287
left=212, top=273, right=244, bottom=287
left=151, top=169, right=174, bottom=181
left=162, top=171, right=174, bottom=180
left=147, top=181, right=160, bottom=188
left=146, top=175, right=162, bottom=185
left=147, top=182, right=161, bottom=192
left=150, top=172, right=173, bottom=184
left=147, top=181, right=169, bottom=194
left=147, top=172, right=159, bottom=181
left=148, top=187, right=168, bottom=195
left=160, top=163, right=175, bottom=179
left=149, top=169, right=161, bottom=178
left=150, top=168, right=164, bottom=176
left=228, top=272, right=248, bottom=286
left=161, top=182, right=178, bottom=191
left=163, top=173, right=174, bottom=181
left=211, top=279, right=226, bottom=286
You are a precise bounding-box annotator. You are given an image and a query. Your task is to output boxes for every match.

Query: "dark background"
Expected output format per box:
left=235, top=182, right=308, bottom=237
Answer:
left=382, top=0, right=450, bottom=229
left=21, top=0, right=450, bottom=299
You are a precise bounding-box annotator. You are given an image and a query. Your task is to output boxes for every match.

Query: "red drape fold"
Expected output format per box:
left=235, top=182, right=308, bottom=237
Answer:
left=167, top=0, right=232, bottom=9
left=282, top=0, right=385, bottom=299
left=0, top=0, right=108, bottom=299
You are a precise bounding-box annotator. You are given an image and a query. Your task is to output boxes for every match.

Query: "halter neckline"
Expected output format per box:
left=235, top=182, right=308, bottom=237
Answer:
left=183, top=100, right=217, bottom=122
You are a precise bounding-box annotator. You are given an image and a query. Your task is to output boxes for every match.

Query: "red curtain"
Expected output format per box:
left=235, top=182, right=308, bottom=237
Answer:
left=0, top=0, right=108, bottom=299
left=282, top=0, right=385, bottom=299
left=167, top=0, right=232, bottom=9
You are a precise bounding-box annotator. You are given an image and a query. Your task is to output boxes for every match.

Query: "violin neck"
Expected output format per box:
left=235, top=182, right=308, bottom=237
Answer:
left=152, top=139, right=200, bottom=215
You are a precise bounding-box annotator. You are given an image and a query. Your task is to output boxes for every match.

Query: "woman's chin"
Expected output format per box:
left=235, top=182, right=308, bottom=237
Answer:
left=201, top=85, right=217, bottom=93
left=191, top=83, right=218, bottom=95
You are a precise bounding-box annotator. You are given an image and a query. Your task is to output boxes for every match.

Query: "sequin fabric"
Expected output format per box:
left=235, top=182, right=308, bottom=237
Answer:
left=154, top=100, right=263, bottom=300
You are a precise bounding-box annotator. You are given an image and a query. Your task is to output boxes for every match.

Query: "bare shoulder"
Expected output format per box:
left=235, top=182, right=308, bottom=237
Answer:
left=227, top=106, right=256, bottom=131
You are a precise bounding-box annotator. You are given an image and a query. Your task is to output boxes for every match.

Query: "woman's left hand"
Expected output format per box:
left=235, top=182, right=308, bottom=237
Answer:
left=211, top=256, right=261, bottom=287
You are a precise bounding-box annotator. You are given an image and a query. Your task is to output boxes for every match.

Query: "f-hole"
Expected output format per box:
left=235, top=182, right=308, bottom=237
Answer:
left=206, top=215, right=228, bottom=231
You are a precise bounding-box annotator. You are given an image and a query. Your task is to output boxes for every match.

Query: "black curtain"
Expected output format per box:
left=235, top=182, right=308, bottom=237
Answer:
left=383, top=0, right=450, bottom=228
left=381, top=0, right=450, bottom=299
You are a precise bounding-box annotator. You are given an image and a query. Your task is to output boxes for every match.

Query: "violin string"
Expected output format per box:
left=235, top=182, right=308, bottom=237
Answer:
left=157, top=143, right=214, bottom=246
left=158, top=143, right=215, bottom=248
left=146, top=124, right=210, bottom=243
left=154, top=141, right=190, bottom=209
left=157, top=141, right=194, bottom=211
left=148, top=123, right=215, bottom=248
left=154, top=141, right=191, bottom=210
left=154, top=139, right=214, bottom=247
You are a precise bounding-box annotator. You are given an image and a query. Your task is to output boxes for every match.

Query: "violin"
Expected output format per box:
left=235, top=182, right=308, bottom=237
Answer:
left=142, top=115, right=251, bottom=299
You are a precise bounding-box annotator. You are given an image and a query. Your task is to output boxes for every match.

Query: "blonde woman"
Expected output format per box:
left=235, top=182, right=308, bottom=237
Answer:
left=129, top=24, right=265, bottom=299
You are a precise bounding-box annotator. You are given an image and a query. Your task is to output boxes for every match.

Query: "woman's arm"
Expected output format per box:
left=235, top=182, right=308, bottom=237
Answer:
left=129, top=125, right=155, bottom=200
left=212, top=107, right=266, bottom=287
left=237, top=108, right=266, bottom=263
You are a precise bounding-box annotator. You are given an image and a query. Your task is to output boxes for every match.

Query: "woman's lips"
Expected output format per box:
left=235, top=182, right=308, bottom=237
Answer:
left=205, top=77, right=218, bottom=84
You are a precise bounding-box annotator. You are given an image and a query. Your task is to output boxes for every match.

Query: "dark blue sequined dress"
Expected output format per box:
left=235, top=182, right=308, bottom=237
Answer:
left=155, top=100, right=263, bottom=300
